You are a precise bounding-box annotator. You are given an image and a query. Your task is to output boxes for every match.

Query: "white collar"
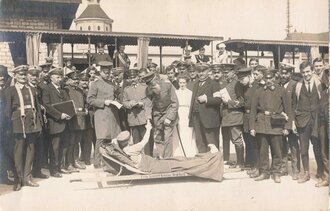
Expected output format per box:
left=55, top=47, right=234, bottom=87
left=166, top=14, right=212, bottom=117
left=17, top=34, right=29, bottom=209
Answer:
left=15, top=82, right=27, bottom=90
left=29, top=82, right=36, bottom=88
left=52, top=82, right=60, bottom=90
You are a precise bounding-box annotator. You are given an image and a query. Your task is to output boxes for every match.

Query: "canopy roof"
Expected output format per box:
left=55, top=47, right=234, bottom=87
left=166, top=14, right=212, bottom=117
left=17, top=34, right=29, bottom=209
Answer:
left=0, top=28, right=223, bottom=50
left=223, top=39, right=328, bottom=53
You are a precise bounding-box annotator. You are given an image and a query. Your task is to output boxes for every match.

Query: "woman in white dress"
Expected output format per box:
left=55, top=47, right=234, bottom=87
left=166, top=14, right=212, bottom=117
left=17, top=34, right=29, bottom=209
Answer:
left=173, top=75, right=197, bottom=157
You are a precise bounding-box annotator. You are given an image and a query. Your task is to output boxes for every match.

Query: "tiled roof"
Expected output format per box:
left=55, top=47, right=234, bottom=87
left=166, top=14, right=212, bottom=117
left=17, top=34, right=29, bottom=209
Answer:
left=77, top=4, right=113, bottom=21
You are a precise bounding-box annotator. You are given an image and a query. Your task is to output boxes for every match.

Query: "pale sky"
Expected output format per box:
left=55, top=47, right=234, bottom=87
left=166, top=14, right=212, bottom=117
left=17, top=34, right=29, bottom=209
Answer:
left=74, top=0, right=328, bottom=40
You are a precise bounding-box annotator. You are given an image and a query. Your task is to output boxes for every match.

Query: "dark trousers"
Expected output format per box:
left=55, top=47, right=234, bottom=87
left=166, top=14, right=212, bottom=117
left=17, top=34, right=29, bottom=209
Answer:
left=80, top=127, right=95, bottom=163
left=42, top=127, right=50, bottom=167
left=192, top=113, right=217, bottom=153
left=243, top=132, right=258, bottom=168
left=32, top=132, right=44, bottom=175
left=258, top=134, right=282, bottom=176
left=13, top=133, right=37, bottom=183
left=223, top=126, right=244, bottom=165
left=131, top=125, right=147, bottom=144
left=298, top=121, right=323, bottom=174
left=319, top=122, right=329, bottom=180
left=0, top=130, right=15, bottom=181
left=49, top=131, right=68, bottom=174
left=94, top=138, right=104, bottom=166
left=280, top=132, right=300, bottom=174
left=221, top=127, right=231, bottom=161
left=67, top=130, right=83, bottom=166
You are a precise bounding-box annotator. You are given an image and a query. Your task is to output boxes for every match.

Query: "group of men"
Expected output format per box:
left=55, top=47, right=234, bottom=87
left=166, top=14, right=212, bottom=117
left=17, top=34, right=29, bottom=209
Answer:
left=0, top=44, right=328, bottom=192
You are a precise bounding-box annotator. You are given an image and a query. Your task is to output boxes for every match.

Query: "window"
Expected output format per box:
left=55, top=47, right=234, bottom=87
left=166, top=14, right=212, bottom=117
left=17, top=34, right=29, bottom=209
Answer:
left=80, top=26, right=82, bottom=31
left=106, top=26, right=108, bottom=31
left=98, top=26, right=101, bottom=31
left=88, top=26, right=91, bottom=31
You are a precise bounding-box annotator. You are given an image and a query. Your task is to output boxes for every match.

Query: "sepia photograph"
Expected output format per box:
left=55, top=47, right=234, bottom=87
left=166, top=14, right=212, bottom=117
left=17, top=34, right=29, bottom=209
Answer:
left=0, top=0, right=328, bottom=210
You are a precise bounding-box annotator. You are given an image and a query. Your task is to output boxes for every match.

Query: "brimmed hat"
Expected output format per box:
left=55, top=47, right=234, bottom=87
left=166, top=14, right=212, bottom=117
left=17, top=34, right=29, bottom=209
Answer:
left=27, top=66, right=41, bottom=76
left=195, top=63, right=210, bottom=72
left=79, top=73, right=91, bottom=81
left=237, top=67, right=252, bottom=79
left=12, top=65, right=29, bottom=74
left=127, top=69, right=139, bottom=77
left=140, top=71, right=156, bottom=84
left=220, top=63, right=236, bottom=73
left=263, top=69, right=276, bottom=79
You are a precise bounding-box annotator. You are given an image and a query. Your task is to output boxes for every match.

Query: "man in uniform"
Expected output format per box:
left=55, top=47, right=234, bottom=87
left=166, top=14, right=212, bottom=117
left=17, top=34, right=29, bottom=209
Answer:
left=293, top=61, right=323, bottom=184
left=5, top=65, right=42, bottom=190
left=27, top=67, right=49, bottom=179
left=186, top=64, right=198, bottom=91
left=188, top=63, right=221, bottom=153
left=219, top=64, right=245, bottom=169
left=113, top=44, right=130, bottom=69
left=141, top=70, right=179, bottom=158
left=250, top=69, right=291, bottom=183
left=64, top=71, right=87, bottom=171
left=79, top=73, right=94, bottom=165
left=87, top=61, right=121, bottom=168
left=42, top=68, right=71, bottom=177
left=122, top=69, right=152, bottom=153
left=195, top=47, right=210, bottom=63
left=91, top=42, right=112, bottom=66
left=278, top=66, right=300, bottom=180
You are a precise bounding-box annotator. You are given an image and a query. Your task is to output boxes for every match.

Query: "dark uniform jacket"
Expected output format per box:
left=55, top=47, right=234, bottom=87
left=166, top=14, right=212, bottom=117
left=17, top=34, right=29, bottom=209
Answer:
left=5, top=84, right=42, bottom=134
left=188, top=78, right=222, bottom=129
left=250, top=84, right=291, bottom=135
left=221, top=79, right=244, bottom=127
left=242, top=82, right=260, bottom=133
left=42, top=83, right=70, bottom=135
left=65, top=86, right=86, bottom=130
left=147, top=80, right=178, bottom=129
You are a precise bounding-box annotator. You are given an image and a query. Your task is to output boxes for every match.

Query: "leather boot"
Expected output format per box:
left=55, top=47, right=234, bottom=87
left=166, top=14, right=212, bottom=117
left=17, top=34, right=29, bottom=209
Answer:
left=254, top=173, right=270, bottom=181
left=298, top=171, right=310, bottom=183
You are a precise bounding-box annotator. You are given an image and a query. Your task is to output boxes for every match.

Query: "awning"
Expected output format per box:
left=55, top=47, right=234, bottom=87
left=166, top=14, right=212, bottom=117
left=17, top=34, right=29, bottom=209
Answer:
left=0, top=28, right=223, bottom=50
left=223, top=39, right=328, bottom=53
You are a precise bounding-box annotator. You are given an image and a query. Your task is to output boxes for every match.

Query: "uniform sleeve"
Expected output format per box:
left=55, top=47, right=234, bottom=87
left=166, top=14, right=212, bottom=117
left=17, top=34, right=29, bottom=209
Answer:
left=42, top=87, right=62, bottom=120
left=249, top=89, right=260, bottom=131
left=87, top=82, right=105, bottom=109
left=164, top=84, right=179, bottom=121
left=4, top=88, right=13, bottom=120
left=227, top=82, right=245, bottom=109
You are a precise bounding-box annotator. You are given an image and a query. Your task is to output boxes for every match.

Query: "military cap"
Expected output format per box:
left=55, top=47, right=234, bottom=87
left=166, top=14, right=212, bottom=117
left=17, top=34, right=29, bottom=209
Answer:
left=12, top=65, right=29, bottom=74
left=79, top=73, right=91, bottom=81
left=116, top=131, right=130, bottom=142
left=210, top=64, right=222, bottom=73
left=263, top=69, right=276, bottom=79
left=195, top=63, right=210, bottom=72
left=66, top=71, right=79, bottom=80
left=236, top=67, right=252, bottom=79
left=140, top=71, right=156, bottom=85
left=233, top=58, right=246, bottom=69
left=177, top=61, right=187, bottom=70
left=127, top=69, right=139, bottom=77
left=98, top=61, right=113, bottom=67
left=280, top=62, right=295, bottom=69
left=148, top=63, right=158, bottom=68
left=165, top=65, right=176, bottom=73
left=280, top=66, right=294, bottom=74
left=48, top=67, right=63, bottom=76
left=39, top=63, right=52, bottom=68
left=112, top=67, right=125, bottom=76
left=0, top=65, right=8, bottom=76
left=220, top=63, right=236, bottom=73
left=171, top=60, right=181, bottom=67
left=27, top=66, right=41, bottom=76
left=254, top=65, right=267, bottom=72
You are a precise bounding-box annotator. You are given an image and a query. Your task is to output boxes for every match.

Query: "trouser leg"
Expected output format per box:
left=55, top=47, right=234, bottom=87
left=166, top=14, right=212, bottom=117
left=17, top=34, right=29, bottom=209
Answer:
left=82, top=128, right=93, bottom=162
left=259, top=134, right=270, bottom=175
left=319, top=123, right=329, bottom=180
left=192, top=113, right=207, bottom=153
left=311, top=137, right=323, bottom=177
left=32, top=133, right=43, bottom=174
left=24, top=134, right=36, bottom=182
left=162, top=124, right=175, bottom=158
left=288, top=132, right=300, bottom=174
left=298, top=125, right=311, bottom=172
left=269, top=135, right=282, bottom=176
left=280, top=135, right=289, bottom=174
left=243, top=132, right=254, bottom=167
left=13, top=135, right=25, bottom=182
left=221, top=127, right=231, bottom=161
left=94, top=138, right=104, bottom=166
left=49, top=133, right=61, bottom=174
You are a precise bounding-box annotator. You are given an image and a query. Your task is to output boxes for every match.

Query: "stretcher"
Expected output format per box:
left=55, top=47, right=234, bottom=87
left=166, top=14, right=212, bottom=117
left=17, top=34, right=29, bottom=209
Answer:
left=69, top=153, right=191, bottom=186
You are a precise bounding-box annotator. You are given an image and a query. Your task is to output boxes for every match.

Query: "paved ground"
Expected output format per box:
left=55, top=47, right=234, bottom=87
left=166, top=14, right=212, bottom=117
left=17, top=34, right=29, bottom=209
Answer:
left=0, top=159, right=328, bottom=211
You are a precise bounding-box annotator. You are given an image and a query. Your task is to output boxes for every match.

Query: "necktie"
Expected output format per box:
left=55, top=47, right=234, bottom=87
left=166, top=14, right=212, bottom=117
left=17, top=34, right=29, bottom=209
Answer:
left=308, top=82, right=311, bottom=93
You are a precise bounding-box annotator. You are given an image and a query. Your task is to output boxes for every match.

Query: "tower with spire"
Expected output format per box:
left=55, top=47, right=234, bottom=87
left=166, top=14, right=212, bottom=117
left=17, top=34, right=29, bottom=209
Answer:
left=74, top=0, right=113, bottom=32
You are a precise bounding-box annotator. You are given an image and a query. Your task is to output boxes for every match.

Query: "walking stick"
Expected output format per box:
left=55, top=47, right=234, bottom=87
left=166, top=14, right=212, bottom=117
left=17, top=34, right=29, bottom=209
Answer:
left=176, top=124, right=187, bottom=157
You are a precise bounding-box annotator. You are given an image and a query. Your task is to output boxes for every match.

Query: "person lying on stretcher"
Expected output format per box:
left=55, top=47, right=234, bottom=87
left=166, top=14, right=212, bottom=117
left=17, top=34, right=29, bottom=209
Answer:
left=101, top=122, right=224, bottom=181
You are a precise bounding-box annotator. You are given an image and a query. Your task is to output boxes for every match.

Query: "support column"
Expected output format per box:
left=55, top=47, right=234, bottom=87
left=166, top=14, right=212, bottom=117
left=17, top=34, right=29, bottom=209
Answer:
left=159, top=45, right=163, bottom=73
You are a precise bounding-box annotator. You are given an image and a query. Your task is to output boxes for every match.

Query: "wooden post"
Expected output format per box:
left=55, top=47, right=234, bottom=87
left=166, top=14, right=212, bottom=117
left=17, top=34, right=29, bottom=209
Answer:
left=159, top=45, right=163, bottom=73
left=292, top=50, right=295, bottom=65
left=71, top=43, right=74, bottom=61
left=58, top=35, right=63, bottom=68
left=115, top=37, right=118, bottom=67
left=211, top=41, right=214, bottom=64
left=88, top=36, right=91, bottom=66
left=257, top=45, right=260, bottom=57
left=277, top=45, right=281, bottom=68
left=245, top=50, right=248, bottom=66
